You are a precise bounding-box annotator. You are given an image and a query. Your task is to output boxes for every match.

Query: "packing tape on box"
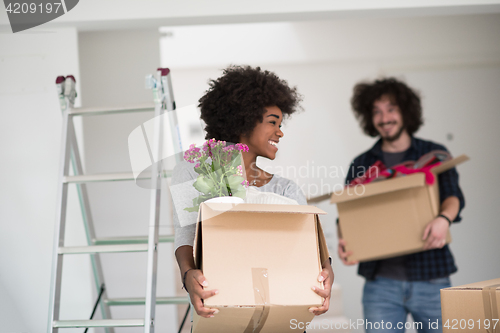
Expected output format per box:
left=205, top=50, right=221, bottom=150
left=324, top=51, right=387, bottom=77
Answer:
left=244, top=268, right=270, bottom=333
left=482, top=283, right=500, bottom=333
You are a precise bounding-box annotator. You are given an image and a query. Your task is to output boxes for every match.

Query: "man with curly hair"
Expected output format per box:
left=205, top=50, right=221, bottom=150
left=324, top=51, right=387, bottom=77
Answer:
left=338, top=78, right=464, bottom=332
left=173, top=66, right=334, bottom=329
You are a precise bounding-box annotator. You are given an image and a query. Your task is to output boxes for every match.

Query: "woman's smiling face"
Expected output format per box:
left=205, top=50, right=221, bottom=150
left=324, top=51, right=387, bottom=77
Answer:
left=239, top=106, right=284, bottom=160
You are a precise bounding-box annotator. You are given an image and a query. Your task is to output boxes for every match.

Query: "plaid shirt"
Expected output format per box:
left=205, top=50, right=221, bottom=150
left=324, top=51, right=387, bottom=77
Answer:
left=345, top=137, right=465, bottom=281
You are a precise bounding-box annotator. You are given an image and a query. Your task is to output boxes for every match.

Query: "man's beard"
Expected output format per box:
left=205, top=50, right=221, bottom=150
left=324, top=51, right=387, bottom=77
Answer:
left=380, top=123, right=405, bottom=142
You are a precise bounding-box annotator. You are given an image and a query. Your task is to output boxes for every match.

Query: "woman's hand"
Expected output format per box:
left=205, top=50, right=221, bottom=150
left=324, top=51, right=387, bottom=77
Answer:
left=309, top=261, right=334, bottom=316
left=338, top=239, right=359, bottom=266
left=184, top=269, right=219, bottom=318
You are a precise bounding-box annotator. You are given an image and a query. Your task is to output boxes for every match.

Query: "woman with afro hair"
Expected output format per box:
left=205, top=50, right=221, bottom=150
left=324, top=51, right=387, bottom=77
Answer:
left=172, top=65, right=334, bottom=323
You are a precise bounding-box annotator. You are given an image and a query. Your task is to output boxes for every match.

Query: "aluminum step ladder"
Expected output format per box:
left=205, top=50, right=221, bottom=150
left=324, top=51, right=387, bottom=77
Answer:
left=47, top=69, right=189, bottom=333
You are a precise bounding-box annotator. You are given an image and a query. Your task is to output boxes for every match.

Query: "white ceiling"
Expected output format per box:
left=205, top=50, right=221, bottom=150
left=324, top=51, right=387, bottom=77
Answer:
left=1, top=0, right=500, bottom=32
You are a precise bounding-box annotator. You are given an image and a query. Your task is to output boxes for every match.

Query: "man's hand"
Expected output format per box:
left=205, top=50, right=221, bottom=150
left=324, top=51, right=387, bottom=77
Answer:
left=184, top=269, right=219, bottom=318
left=338, top=239, right=359, bottom=266
left=309, top=263, right=334, bottom=316
left=422, top=216, right=449, bottom=250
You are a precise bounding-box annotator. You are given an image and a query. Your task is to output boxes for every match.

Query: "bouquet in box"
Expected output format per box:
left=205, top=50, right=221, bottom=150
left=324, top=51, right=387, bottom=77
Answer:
left=183, top=139, right=249, bottom=212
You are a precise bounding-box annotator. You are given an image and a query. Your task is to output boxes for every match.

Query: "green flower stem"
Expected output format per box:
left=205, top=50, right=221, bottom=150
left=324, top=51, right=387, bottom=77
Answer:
left=220, top=171, right=232, bottom=196
left=199, top=160, right=218, bottom=196
left=224, top=175, right=232, bottom=196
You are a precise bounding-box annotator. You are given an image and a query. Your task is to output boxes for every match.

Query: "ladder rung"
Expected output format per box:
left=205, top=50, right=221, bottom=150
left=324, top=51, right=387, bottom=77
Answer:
left=68, top=104, right=155, bottom=116
left=63, top=171, right=173, bottom=183
left=64, top=172, right=144, bottom=183
left=53, top=319, right=145, bottom=328
left=106, top=296, right=190, bottom=306
left=94, top=235, right=174, bottom=245
left=58, top=244, right=148, bottom=254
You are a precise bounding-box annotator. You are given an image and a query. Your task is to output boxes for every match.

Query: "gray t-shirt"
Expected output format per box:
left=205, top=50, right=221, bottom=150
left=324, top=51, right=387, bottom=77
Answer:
left=171, top=160, right=307, bottom=251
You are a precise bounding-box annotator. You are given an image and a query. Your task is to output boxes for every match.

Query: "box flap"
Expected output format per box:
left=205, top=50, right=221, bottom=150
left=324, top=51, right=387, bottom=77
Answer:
left=194, top=207, right=204, bottom=269
left=193, top=305, right=316, bottom=333
left=316, top=216, right=330, bottom=266
left=194, top=221, right=202, bottom=269
left=330, top=173, right=426, bottom=204
left=431, top=154, right=469, bottom=175
left=201, top=202, right=326, bottom=215
left=443, top=278, right=500, bottom=290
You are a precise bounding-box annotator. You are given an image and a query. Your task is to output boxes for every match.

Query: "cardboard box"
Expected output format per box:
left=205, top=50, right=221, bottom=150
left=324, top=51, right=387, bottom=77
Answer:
left=192, top=202, right=329, bottom=333
left=441, top=278, right=500, bottom=333
left=331, top=155, right=469, bottom=262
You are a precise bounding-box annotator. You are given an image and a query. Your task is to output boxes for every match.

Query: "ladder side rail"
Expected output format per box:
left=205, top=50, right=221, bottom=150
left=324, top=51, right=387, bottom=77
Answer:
left=162, top=70, right=185, bottom=331
left=162, top=71, right=182, bottom=162
left=47, top=110, right=73, bottom=333
left=67, top=118, right=115, bottom=333
left=157, top=68, right=185, bottom=333
left=144, top=69, right=167, bottom=333
left=144, top=183, right=162, bottom=333
left=161, top=69, right=185, bottom=333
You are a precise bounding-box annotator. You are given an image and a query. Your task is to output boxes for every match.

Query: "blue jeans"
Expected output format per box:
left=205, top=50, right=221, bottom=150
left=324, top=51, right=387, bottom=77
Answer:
left=362, top=276, right=451, bottom=333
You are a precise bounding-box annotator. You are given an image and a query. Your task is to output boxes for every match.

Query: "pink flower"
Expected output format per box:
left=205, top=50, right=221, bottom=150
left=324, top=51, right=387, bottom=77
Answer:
left=195, top=163, right=200, bottom=168
left=202, top=139, right=217, bottom=157
left=184, top=144, right=202, bottom=163
left=208, top=138, right=217, bottom=149
left=235, top=143, right=249, bottom=152
left=236, top=165, right=243, bottom=176
left=223, top=145, right=235, bottom=152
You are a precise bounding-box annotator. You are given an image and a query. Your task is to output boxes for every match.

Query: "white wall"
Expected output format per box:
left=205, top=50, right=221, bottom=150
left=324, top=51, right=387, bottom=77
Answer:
left=0, top=28, right=93, bottom=332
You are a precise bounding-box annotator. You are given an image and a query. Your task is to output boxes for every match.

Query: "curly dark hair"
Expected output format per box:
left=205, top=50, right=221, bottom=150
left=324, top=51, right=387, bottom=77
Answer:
left=351, top=77, right=423, bottom=137
left=198, top=65, right=302, bottom=143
